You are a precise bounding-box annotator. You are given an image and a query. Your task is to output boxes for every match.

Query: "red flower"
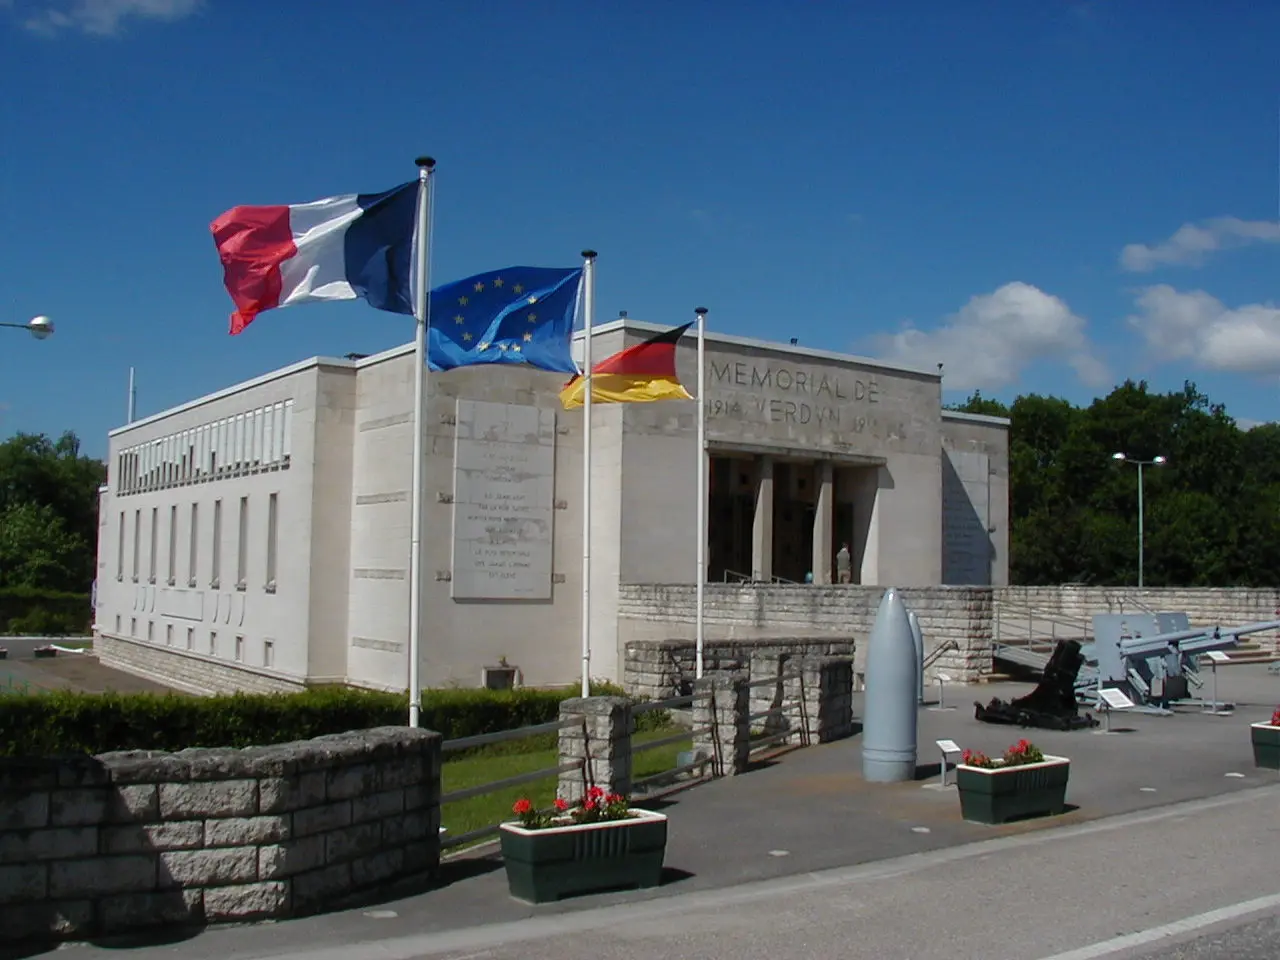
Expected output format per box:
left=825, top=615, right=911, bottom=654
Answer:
left=583, top=799, right=596, bottom=811
left=512, top=798, right=532, bottom=815
left=606, top=793, right=623, bottom=805
left=554, top=797, right=568, bottom=812
left=587, top=786, right=604, bottom=800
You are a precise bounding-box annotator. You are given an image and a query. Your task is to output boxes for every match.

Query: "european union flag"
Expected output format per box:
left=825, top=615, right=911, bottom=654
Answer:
left=427, top=266, right=583, bottom=374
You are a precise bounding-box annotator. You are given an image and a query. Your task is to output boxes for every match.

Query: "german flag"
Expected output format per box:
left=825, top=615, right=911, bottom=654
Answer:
left=559, top=323, right=694, bottom=409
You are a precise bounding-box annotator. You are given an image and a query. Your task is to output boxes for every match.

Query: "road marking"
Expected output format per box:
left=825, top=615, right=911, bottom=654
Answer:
left=768, top=849, right=790, bottom=857
left=1035, top=890, right=1280, bottom=960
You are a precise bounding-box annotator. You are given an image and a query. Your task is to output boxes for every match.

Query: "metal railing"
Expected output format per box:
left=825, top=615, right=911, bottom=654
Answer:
left=438, top=716, right=581, bottom=850
left=993, top=601, right=1092, bottom=651
left=744, top=670, right=805, bottom=753
left=923, top=638, right=958, bottom=671
left=630, top=693, right=710, bottom=791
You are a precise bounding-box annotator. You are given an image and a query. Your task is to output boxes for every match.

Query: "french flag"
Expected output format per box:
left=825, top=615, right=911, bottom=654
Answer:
left=210, top=181, right=419, bottom=334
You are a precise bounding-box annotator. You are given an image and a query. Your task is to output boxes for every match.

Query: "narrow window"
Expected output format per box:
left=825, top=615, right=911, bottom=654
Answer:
left=116, top=512, right=125, bottom=580
left=148, top=507, right=158, bottom=583
left=235, top=635, right=244, bottom=663
left=130, top=617, right=137, bottom=637
left=167, top=505, right=177, bottom=584
left=209, top=630, right=217, bottom=656
left=147, top=621, right=154, bottom=643
left=166, top=624, right=173, bottom=646
left=263, top=640, right=274, bottom=668
left=237, top=496, right=249, bottom=589
left=115, top=614, right=121, bottom=633
left=132, top=510, right=140, bottom=582
left=186, top=627, right=194, bottom=650
left=212, top=499, right=223, bottom=587
left=265, top=493, right=278, bottom=591
left=188, top=503, right=199, bottom=586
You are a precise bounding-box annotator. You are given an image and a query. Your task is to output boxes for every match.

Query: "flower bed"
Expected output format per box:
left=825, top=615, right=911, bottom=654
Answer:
left=1250, top=708, right=1280, bottom=770
left=499, top=788, right=667, bottom=903
left=956, top=739, right=1070, bottom=825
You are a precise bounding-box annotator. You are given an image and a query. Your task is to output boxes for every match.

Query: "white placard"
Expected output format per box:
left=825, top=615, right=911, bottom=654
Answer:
left=936, top=739, right=961, bottom=754
left=1098, top=687, right=1135, bottom=710
left=1205, top=650, right=1230, bottom=663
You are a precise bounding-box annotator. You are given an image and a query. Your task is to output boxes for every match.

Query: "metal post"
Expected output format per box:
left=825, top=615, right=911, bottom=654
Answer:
left=579, top=251, right=597, bottom=698
left=695, top=307, right=707, bottom=680
left=407, top=156, right=435, bottom=728
left=127, top=367, right=137, bottom=424
left=1137, top=461, right=1145, bottom=589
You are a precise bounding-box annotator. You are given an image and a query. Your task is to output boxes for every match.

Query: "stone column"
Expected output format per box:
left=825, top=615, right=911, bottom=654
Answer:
left=692, top=673, right=750, bottom=776
left=812, top=460, right=834, bottom=584
left=751, top=456, right=774, bottom=581
left=800, top=657, right=855, bottom=743
left=557, top=696, right=632, bottom=803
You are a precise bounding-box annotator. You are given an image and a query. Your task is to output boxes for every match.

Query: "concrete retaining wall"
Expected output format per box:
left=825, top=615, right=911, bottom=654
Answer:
left=96, top=633, right=306, bottom=695
left=0, top=727, right=441, bottom=944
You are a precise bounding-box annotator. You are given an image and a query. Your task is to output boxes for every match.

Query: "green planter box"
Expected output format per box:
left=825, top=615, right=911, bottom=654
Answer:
left=956, top=755, right=1070, bottom=825
left=499, top=809, right=668, bottom=903
left=1250, top=723, right=1280, bottom=770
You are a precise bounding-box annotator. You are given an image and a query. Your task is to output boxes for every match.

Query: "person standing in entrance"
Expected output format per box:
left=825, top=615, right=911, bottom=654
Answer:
left=836, top=543, right=852, bottom=583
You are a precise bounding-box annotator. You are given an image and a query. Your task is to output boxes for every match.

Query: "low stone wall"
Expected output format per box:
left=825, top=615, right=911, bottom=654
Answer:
left=619, top=584, right=991, bottom=684
left=997, top=586, right=1280, bottom=647
left=624, top=636, right=857, bottom=700
left=0, top=728, right=441, bottom=945
left=96, top=633, right=306, bottom=695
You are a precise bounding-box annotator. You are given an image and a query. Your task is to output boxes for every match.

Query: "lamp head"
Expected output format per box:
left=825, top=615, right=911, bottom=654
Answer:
left=27, top=315, right=53, bottom=340
left=1153, top=455, right=1167, bottom=465
left=1111, top=452, right=1126, bottom=461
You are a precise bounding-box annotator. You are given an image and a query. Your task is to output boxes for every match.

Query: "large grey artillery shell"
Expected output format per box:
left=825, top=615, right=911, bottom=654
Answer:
left=862, top=587, right=919, bottom=782
left=908, top=609, right=925, bottom=705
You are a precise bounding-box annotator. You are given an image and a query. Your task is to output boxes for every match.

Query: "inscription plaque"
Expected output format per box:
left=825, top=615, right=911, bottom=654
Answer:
left=451, top=399, right=556, bottom=600
left=942, top=449, right=991, bottom=585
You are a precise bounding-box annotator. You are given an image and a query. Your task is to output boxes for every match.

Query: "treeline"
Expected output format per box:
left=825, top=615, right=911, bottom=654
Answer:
left=0, top=432, right=105, bottom=633
left=950, top=381, right=1280, bottom=587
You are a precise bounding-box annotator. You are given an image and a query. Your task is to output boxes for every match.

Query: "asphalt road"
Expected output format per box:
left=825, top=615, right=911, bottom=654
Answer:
left=54, top=783, right=1280, bottom=960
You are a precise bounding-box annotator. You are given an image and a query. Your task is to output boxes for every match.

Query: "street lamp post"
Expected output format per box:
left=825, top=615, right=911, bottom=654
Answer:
left=1112, top=452, right=1167, bottom=588
left=0, top=316, right=54, bottom=340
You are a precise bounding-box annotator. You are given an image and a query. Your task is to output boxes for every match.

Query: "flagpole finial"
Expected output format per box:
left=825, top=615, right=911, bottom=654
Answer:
left=415, top=156, right=436, bottom=170
left=695, top=306, right=708, bottom=316
left=581, top=249, right=598, bottom=259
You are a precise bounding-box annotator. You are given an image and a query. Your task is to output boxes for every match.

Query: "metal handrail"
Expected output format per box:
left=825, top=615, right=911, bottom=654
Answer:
left=442, top=717, right=578, bottom=753
left=723, top=569, right=752, bottom=583
left=994, top=601, right=1092, bottom=632
left=744, top=671, right=802, bottom=690
left=633, top=693, right=694, bottom=715
left=440, top=762, right=581, bottom=804
left=631, top=728, right=705, bottom=754
left=923, top=639, right=958, bottom=670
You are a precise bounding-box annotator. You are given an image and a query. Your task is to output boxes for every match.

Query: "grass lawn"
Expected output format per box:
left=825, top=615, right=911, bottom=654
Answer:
left=441, top=728, right=692, bottom=845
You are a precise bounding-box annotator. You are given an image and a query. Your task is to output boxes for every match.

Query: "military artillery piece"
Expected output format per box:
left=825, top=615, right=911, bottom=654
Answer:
left=1081, top=613, right=1280, bottom=715
left=976, top=639, right=1099, bottom=730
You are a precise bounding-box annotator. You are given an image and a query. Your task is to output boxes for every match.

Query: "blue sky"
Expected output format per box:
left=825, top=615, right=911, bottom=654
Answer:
left=1, top=0, right=1277, bottom=458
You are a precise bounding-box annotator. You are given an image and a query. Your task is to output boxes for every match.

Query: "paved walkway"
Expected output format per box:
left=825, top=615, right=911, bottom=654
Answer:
left=44, top=663, right=1280, bottom=960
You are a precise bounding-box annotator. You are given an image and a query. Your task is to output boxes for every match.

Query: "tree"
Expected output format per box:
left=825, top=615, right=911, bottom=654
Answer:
left=0, top=432, right=105, bottom=592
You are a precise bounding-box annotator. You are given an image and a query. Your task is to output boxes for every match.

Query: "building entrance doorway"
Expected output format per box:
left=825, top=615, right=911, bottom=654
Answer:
left=708, top=455, right=753, bottom=582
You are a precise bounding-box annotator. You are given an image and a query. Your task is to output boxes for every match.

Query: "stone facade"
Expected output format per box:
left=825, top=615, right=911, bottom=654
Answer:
left=0, top=728, right=441, bottom=945
left=691, top=673, right=751, bottom=777
left=620, top=584, right=992, bottom=685
left=97, top=634, right=306, bottom=695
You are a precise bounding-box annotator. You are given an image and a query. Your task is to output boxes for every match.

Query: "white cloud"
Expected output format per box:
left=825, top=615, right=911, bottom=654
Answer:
left=871, top=281, right=1110, bottom=391
left=1127, top=284, right=1280, bottom=375
left=1120, top=217, right=1280, bottom=272
left=16, top=0, right=200, bottom=36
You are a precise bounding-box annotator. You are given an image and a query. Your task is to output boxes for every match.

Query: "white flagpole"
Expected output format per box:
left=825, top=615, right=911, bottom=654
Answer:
left=408, top=156, right=436, bottom=728
left=127, top=368, right=137, bottom=423
left=695, top=307, right=707, bottom=679
left=580, top=250, right=597, bottom=698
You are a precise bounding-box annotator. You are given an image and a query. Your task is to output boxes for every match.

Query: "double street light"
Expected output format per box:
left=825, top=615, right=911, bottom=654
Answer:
left=0, top=316, right=54, bottom=340
left=1112, top=452, right=1167, bottom=588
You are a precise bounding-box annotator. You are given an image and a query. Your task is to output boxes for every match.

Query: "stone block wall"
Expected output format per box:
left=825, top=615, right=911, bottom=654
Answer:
left=619, top=583, right=991, bottom=685
left=0, top=727, right=441, bottom=945
left=96, top=634, right=306, bottom=695
left=996, top=586, right=1280, bottom=648
left=624, top=636, right=856, bottom=701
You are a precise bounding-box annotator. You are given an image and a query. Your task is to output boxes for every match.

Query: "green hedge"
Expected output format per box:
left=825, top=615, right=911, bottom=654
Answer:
left=0, top=681, right=668, bottom=757
left=0, top=586, right=90, bottom=636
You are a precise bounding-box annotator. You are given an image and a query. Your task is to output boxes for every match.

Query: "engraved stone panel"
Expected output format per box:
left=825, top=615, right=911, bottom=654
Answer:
left=451, top=400, right=555, bottom=600
left=942, top=449, right=991, bottom=585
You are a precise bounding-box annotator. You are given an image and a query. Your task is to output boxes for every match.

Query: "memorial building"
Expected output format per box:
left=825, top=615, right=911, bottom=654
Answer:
left=92, top=317, right=1010, bottom=695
